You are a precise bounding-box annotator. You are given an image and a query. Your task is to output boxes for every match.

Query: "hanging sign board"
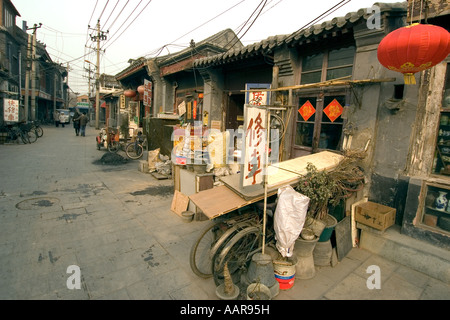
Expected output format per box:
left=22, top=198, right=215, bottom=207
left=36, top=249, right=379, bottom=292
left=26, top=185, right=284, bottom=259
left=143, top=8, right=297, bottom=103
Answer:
left=177, top=101, right=186, bottom=116
left=4, top=99, right=19, bottom=122
left=143, top=79, right=152, bottom=107
left=245, top=83, right=270, bottom=106
left=242, top=105, right=267, bottom=188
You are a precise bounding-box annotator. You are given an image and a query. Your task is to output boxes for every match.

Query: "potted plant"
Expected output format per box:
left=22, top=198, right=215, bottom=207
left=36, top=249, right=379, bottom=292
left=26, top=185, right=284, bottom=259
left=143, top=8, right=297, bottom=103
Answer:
left=296, top=151, right=366, bottom=238
left=296, top=162, right=341, bottom=229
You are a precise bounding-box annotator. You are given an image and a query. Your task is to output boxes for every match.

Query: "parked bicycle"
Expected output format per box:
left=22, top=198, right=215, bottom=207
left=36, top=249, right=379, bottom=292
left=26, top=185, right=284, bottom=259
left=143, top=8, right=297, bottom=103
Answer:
left=19, top=122, right=38, bottom=143
left=189, top=202, right=277, bottom=286
left=0, top=123, right=30, bottom=144
left=125, top=131, right=147, bottom=159
left=29, top=120, right=44, bottom=138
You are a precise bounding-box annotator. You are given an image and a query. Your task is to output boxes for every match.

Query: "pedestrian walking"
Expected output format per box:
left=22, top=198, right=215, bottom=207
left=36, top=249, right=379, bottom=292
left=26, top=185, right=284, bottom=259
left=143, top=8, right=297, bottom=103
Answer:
left=73, top=108, right=81, bottom=136
left=54, top=110, right=60, bottom=127
left=76, top=112, right=89, bottom=137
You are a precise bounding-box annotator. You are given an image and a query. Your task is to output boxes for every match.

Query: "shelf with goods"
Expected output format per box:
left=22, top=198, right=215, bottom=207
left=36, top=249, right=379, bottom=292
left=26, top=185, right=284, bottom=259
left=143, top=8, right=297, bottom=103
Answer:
left=422, top=184, right=450, bottom=233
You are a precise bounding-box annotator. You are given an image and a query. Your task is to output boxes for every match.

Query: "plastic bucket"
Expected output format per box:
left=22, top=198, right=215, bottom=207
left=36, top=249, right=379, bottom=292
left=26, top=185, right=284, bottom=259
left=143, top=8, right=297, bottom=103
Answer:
left=273, top=258, right=296, bottom=290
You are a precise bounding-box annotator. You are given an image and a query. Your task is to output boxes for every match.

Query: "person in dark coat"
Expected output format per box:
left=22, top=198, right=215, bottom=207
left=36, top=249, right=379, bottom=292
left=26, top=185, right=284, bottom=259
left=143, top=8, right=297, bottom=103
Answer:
left=73, top=108, right=81, bottom=136
left=75, top=112, right=89, bottom=137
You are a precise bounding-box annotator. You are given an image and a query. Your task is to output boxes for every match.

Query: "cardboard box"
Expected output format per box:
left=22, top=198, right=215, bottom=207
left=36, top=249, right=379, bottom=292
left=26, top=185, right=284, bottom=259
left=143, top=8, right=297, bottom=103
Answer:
left=355, top=201, right=396, bottom=231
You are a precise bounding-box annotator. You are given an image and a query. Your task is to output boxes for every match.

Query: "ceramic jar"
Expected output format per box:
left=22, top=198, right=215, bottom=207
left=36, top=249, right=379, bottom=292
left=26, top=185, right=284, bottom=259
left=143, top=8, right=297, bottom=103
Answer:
left=435, top=191, right=448, bottom=211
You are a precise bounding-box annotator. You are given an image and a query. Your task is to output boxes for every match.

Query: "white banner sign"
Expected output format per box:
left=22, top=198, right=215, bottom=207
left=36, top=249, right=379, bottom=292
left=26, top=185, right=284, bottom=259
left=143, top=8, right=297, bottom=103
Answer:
left=242, top=106, right=267, bottom=187
left=4, top=99, right=19, bottom=122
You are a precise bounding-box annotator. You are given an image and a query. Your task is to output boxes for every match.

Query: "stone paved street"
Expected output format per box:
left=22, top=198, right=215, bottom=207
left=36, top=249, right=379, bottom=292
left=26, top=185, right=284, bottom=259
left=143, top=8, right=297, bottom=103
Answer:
left=0, top=123, right=449, bottom=303
left=0, top=124, right=216, bottom=300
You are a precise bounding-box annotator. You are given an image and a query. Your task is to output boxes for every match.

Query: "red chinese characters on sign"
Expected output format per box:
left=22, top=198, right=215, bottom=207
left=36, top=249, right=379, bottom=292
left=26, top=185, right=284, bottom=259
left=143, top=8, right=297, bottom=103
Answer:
left=244, top=108, right=267, bottom=186
left=143, top=79, right=152, bottom=115
left=323, top=99, right=343, bottom=122
left=3, top=99, right=19, bottom=122
left=248, top=91, right=267, bottom=106
left=298, top=100, right=316, bottom=121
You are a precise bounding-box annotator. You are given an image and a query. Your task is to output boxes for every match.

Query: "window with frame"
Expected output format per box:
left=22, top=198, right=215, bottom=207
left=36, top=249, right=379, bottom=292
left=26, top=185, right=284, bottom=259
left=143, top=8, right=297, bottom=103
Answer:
left=301, top=46, right=355, bottom=84
left=294, top=45, right=353, bottom=153
left=295, top=94, right=346, bottom=152
left=3, top=6, right=14, bottom=29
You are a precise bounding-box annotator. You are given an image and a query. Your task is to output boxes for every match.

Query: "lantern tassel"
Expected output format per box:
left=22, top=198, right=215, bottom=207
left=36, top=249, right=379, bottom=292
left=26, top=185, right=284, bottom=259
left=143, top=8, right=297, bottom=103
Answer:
left=404, top=73, right=416, bottom=85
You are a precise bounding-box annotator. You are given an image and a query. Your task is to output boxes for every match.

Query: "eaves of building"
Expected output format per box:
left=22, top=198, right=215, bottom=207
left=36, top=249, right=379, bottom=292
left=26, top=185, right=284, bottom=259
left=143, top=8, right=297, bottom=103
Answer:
left=193, top=1, right=408, bottom=68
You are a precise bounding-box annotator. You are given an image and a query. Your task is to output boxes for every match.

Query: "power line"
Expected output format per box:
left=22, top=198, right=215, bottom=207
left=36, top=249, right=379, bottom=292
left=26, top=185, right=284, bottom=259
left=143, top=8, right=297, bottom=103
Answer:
left=224, top=0, right=268, bottom=50
left=105, top=0, right=130, bottom=31
left=169, top=0, right=248, bottom=45
left=88, top=0, right=99, bottom=27
left=103, top=0, right=120, bottom=28
left=285, top=0, right=351, bottom=42
left=101, top=0, right=144, bottom=49
left=102, top=0, right=153, bottom=52
left=98, top=0, right=110, bottom=22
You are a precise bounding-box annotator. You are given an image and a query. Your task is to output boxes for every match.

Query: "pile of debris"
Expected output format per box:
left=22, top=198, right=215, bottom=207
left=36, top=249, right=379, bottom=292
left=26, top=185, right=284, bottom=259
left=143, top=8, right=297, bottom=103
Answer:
left=97, top=152, right=128, bottom=165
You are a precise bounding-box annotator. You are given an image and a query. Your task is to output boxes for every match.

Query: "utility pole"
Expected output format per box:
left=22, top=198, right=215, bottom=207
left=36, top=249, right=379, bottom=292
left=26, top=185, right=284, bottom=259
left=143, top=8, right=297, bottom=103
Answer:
left=84, top=59, right=95, bottom=121
left=27, top=23, right=42, bottom=121
left=89, top=20, right=108, bottom=129
left=24, top=33, right=31, bottom=121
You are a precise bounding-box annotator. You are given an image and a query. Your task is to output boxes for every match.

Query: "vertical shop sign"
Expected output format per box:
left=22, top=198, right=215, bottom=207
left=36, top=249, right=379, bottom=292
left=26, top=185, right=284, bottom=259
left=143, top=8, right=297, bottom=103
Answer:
left=143, top=79, right=152, bottom=115
left=242, top=106, right=267, bottom=187
left=4, top=99, right=19, bottom=122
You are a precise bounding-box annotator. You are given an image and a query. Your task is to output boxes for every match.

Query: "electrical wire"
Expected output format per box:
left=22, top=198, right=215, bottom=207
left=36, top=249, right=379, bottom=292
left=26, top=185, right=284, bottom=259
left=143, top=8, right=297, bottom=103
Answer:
left=284, top=0, right=351, bottom=42
left=101, top=0, right=145, bottom=50
left=102, top=0, right=120, bottom=28
left=224, top=0, right=268, bottom=50
left=97, top=0, right=110, bottom=22
left=88, top=0, right=99, bottom=27
left=105, top=0, right=130, bottom=31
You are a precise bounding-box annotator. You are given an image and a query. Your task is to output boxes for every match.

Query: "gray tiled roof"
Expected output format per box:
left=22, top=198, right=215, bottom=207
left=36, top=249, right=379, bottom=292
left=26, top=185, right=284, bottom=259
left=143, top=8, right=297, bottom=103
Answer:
left=194, top=1, right=407, bottom=68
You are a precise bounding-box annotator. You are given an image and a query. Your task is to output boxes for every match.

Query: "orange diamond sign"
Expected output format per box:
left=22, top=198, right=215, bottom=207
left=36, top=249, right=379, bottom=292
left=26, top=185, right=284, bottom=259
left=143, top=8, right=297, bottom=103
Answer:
left=323, top=99, right=343, bottom=122
left=298, top=100, right=316, bottom=121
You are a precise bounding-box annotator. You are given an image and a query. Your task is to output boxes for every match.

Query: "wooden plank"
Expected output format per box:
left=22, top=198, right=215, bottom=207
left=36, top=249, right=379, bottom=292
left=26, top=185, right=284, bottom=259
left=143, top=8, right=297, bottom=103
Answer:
left=170, top=190, right=189, bottom=217
left=335, top=216, right=353, bottom=261
left=241, top=78, right=396, bottom=92
left=351, top=197, right=368, bottom=247
left=189, top=185, right=250, bottom=220
left=266, top=151, right=344, bottom=188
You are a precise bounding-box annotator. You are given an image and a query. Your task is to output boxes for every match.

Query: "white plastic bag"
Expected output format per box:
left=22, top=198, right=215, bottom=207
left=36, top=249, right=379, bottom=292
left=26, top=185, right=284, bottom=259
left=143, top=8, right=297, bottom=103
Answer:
left=274, top=185, right=310, bottom=257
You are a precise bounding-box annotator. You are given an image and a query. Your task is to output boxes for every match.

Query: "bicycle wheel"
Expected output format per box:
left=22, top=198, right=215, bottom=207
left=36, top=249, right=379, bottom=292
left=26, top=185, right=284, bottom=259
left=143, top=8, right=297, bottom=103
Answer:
left=26, top=130, right=38, bottom=143
left=20, top=131, right=30, bottom=144
left=190, top=219, right=256, bottom=279
left=189, top=221, right=222, bottom=278
left=125, top=142, right=143, bottom=159
left=35, top=126, right=43, bottom=137
left=270, top=113, right=285, bottom=143
left=212, top=225, right=261, bottom=286
left=108, top=140, right=120, bottom=153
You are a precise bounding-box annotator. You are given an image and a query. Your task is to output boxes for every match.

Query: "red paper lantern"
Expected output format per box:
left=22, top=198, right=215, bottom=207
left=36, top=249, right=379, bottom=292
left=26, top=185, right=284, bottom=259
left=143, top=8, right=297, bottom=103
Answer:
left=124, top=89, right=136, bottom=98
left=377, top=23, right=450, bottom=84
left=137, top=85, right=145, bottom=94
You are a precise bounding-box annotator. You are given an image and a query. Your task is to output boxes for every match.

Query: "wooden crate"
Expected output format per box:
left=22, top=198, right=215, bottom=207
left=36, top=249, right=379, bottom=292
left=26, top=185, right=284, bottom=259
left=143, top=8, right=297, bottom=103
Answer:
left=355, top=201, right=396, bottom=231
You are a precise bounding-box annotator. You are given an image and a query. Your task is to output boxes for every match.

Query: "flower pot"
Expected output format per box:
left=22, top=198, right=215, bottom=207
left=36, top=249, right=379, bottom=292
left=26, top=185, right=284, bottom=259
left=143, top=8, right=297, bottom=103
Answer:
left=294, top=234, right=319, bottom=280
left=304, top=216, right=326, bottom=237
left=294, top=234, right=319, bottom=257
left=318, top=214, right=338, bottom=242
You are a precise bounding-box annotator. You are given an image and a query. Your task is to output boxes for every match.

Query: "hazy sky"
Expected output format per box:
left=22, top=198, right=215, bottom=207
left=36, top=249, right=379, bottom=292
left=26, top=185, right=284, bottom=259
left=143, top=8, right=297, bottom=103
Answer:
left=12, top=0, right=404, bottom=95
